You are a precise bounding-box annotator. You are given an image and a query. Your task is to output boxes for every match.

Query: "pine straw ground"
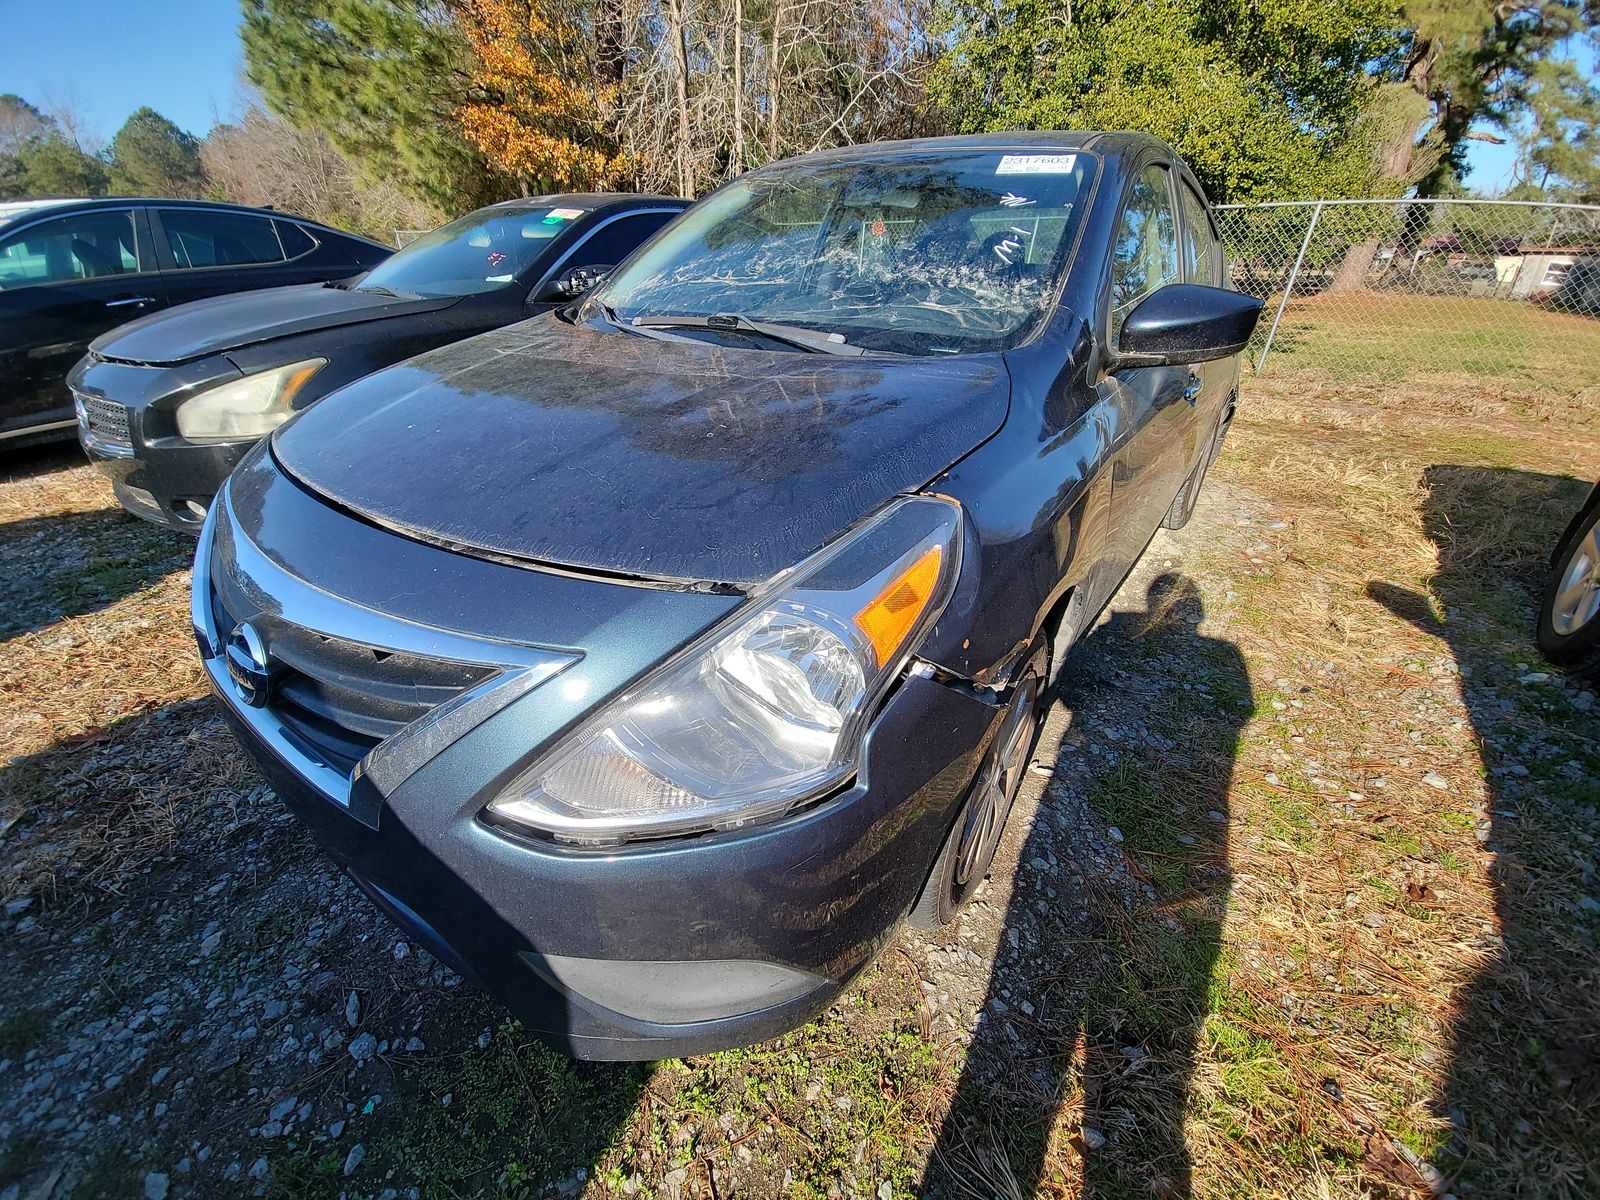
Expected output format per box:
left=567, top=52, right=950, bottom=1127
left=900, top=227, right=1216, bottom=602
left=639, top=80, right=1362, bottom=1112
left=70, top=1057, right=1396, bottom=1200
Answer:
left=1076, top=371, right=1600, bottom=1200
left=0, top=363, right=1597, bottom=1200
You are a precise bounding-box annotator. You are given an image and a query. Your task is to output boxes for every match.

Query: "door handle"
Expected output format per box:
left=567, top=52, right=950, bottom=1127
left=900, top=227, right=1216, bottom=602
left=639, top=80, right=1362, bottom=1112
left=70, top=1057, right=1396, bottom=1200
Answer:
left=1182, top=372, right=1202, bottom=404
left=105, top=296, right=157, bottom=308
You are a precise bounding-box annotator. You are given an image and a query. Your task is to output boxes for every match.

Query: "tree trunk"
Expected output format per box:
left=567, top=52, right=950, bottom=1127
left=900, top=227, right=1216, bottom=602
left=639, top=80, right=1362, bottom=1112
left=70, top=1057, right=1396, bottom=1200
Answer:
left=732, top=0, right=744, bottom=174
left=668, top=0, right=693, bottom=197
left=594, top=0, right=626, bottom=88
left=1327, top=81, right=1431, bottom=292
left=766, top=0, right=784, bottom=162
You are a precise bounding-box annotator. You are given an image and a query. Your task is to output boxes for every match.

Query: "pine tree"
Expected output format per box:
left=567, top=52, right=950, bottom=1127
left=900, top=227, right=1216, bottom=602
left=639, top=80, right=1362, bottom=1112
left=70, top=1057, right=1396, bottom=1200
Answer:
left=108, top=107, right=205, bottom=197
left=242, top=0, right=506, bottom=216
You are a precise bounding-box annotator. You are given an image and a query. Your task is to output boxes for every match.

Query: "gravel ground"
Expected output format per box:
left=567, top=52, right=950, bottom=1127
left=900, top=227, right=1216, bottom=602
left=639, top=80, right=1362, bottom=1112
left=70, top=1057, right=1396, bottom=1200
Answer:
left=2, top=382, right=1596, bottom=1200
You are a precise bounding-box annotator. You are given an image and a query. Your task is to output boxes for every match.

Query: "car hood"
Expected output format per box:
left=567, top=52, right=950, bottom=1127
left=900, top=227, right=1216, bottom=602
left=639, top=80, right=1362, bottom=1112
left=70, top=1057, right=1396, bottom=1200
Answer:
left=90, top=283, right=461, bottom=366
left=269, top=315, right=1010, bottom=585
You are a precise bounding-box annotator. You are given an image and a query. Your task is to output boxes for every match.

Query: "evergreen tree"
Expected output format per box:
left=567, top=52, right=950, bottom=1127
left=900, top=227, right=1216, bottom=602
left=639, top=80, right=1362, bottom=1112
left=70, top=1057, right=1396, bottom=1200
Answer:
left=241, top=0, right=504, bottom=215
left=929, top=0, right=1398, bottom=202
left=16, top=135, right=110, bottom=197
left=108, top=107, right=205, bottom=197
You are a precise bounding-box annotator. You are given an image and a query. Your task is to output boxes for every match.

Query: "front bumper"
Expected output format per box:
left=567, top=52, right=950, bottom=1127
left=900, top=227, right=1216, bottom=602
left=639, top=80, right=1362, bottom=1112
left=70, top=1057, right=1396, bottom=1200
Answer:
left=71, top=354, right=249, bottom=533
left=196, top=453, right=1003, bottom=1059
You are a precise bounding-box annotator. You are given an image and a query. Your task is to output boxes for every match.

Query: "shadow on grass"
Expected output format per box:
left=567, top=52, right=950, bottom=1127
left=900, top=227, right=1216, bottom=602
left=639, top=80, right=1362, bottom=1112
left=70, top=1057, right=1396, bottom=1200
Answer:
left=922, top=573, right=1252, bottom=1197
left=1368, top=464, right=1600, bottom=1196
left=0, top=440, right=85, bottom=481
left=0, top=505, right=188, bottom=640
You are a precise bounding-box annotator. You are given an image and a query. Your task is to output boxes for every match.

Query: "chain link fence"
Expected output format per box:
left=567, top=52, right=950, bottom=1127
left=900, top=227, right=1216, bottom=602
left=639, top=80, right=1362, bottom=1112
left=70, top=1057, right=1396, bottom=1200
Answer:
left=1215, top=199, right=1600, bottom=404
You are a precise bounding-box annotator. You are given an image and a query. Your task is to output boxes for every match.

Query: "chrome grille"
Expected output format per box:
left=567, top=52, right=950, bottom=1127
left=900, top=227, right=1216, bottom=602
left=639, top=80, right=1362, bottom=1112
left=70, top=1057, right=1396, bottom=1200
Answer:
left=210, top=585, right=496, bottom=777
left=76, top=390, right=130, bottom=445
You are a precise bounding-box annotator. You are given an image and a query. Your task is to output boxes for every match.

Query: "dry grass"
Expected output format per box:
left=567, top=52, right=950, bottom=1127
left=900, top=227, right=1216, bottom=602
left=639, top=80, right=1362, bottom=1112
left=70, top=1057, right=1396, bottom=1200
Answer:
left=1, top=338, right=1596, bottom=1198
left=1170, top=367, right=1600, bottom=1198
left=1258, top=292, right=1600, bottom=414
left=0, top=450, right=208, bottom=904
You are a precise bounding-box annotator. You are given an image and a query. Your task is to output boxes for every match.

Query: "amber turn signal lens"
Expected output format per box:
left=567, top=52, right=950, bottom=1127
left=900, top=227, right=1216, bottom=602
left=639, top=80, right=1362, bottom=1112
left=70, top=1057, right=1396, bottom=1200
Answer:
left=854, top=544, right=943, bottom=666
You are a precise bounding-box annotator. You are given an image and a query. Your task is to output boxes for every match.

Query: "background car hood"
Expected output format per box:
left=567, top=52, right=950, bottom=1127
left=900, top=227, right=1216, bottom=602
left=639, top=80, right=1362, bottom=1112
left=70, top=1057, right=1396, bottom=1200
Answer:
left=90, top=283, right=461, bottom=366
left=269, top=315, right=1010, bottom=585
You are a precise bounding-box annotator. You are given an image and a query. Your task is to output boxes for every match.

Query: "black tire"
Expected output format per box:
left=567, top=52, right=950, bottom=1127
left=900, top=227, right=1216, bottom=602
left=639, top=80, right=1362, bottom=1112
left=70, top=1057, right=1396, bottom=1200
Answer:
left=1162, top=402, right=1232, bottom=531
left=1161, top=458, right=1205, bottom=530
left=1537, top=496, right=1600, bottom=679
left=909, top=645, right=1050, bottom=930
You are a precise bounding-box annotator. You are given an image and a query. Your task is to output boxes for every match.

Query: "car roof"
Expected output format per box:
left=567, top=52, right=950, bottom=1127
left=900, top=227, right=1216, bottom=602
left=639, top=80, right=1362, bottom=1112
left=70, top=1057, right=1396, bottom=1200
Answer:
left=0, top=197, right=83, bottom=223
left=482, top=193, right=691, bottom=214
left=0, top=196, right=389, bottom=245
left=757, top=130, right=1174, bottom=170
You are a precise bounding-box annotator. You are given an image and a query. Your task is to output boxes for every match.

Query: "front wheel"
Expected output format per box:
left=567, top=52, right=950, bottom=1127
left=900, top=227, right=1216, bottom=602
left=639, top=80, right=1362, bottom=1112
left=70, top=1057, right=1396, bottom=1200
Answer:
left=1537, top=497, right=1600, bottom=679
left=909, top=646, right=1049, bottom=930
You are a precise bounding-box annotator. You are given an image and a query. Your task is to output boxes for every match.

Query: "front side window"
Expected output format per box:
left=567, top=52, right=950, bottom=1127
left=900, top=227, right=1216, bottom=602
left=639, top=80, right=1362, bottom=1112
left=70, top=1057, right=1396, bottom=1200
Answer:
left=1109, top=165, right=1180, bottom=342
left=359, top=206, right=583, bottom=297
left=594, top=151, right=1098, bottom=355
left=1179, top=183, right=1217, bottom=285
left=162, top=209, right=286, bottom=269
left=0, top=210, right=138, bottom=289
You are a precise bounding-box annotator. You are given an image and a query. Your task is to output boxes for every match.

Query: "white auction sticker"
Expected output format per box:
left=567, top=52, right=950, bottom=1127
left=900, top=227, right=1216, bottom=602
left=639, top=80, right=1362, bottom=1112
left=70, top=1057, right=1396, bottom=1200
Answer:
left=995, top=154, right=1078, bottom=175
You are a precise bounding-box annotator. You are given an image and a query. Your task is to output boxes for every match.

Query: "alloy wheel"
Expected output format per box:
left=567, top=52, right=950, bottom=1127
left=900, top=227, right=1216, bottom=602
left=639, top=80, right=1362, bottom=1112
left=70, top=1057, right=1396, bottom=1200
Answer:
left=953, top=667, right=1043, bottom=889
left=1551, top=522, right=1600, bottom=636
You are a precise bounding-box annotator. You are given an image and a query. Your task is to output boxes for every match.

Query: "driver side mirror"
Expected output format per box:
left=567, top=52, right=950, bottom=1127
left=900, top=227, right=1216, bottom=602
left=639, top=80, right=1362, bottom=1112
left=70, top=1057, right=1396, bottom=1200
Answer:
left=534, top=263, right=614, bottom=304
left=1115, top=283, right=1263, bottom=366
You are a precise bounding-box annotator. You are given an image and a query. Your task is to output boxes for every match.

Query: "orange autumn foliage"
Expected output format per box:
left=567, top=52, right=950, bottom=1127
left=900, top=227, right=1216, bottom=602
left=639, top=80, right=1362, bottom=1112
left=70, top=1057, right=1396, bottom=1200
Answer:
left=453, top=0, right=619, bottom=190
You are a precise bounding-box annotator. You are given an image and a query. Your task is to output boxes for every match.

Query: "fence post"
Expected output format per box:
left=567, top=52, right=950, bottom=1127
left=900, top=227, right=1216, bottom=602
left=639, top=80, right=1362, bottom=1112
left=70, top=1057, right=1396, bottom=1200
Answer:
left=1257, top=200, right=1323, bottom=372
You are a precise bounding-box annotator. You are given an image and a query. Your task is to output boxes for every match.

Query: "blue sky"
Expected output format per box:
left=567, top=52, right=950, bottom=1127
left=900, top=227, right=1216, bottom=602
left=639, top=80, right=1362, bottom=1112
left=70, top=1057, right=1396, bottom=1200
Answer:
left=0, top=0, right=243, bottom=145
left=0, top=0, right=1567, bottom=193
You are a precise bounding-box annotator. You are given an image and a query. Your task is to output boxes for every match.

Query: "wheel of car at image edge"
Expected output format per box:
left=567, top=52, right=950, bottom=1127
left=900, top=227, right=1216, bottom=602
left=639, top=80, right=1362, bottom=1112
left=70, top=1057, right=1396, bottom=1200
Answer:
left=909, top=645, right=1050, bottom=930
left=1537, top=496, right=1600, bottom=678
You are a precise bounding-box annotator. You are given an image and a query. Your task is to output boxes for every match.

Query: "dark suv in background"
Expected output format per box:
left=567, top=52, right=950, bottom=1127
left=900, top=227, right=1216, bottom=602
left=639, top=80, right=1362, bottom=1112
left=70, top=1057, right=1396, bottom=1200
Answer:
left=0, top=198, right=389, bottom=448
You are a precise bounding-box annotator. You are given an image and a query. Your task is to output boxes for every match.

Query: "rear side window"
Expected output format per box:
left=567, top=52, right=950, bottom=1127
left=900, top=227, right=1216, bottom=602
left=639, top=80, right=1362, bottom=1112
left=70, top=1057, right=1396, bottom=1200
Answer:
left=161, top=209, right=285, bottom=269
left=275, top=220, right=317, bottom=259
left=1109, top=165, right=1180, bottom=341
left=0, top=209, right=139, bottom=289
left=1179, top=184, right=1218, bottom=285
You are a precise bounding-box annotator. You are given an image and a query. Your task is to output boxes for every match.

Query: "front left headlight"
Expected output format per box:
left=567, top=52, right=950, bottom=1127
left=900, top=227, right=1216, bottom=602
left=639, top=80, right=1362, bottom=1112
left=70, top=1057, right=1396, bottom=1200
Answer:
left=487, top=495, right=964, bottom=846
left=175, top=358, right=326, bottom=441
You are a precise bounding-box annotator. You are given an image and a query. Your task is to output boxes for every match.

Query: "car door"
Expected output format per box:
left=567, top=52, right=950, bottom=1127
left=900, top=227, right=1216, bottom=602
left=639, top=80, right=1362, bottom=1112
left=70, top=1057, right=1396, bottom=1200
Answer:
left=525, top=208, right=683, bottom=312
left=0, top=205, right=165, bottom=437
left=1099, top=161, right=1194, bottom=563
left=1176, top=177, right=1230, bottom=473
left=151, top=207, right=317, bottom=309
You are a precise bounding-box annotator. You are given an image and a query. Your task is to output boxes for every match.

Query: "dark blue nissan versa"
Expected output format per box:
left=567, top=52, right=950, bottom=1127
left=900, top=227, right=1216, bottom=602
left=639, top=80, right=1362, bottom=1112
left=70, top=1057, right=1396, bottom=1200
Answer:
left=193, top=132, right=1262, bottom=1059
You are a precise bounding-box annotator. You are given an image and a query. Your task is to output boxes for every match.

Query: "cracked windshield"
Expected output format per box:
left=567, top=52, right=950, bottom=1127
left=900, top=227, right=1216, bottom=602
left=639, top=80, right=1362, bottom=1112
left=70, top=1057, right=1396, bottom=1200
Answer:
left=596, top=152, right=1097, bottom=354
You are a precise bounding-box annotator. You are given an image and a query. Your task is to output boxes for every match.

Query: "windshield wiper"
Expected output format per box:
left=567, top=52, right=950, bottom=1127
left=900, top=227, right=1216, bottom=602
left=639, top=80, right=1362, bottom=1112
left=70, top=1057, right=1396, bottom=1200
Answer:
left=357, top=284, right=404, bottom=298
left=630, top=313, right=865, bottom=356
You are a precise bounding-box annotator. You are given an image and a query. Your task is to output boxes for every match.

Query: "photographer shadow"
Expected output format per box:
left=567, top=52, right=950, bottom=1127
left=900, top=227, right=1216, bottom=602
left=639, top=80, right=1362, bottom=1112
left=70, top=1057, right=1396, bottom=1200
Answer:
left=1367, top=463, right=1599, bottom=1191
left=923, top=572, right=1252, bottom=1198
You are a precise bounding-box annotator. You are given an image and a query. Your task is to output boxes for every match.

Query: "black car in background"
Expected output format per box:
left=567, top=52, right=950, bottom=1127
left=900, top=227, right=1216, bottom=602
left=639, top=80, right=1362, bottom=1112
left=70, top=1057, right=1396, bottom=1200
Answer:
left=0, top=198, right=389, bottom=448
left=195, top=132, right=1260, bottom=1058
left=71, top=194, right=687, bottom=530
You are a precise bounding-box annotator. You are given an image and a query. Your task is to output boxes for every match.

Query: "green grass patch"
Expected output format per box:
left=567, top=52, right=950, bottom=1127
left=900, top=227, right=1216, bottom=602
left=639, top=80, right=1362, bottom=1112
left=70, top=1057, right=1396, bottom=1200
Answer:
left=1087, top=761, right=1190, bottom=895
left=0, top=1008, right=51, bottom=1059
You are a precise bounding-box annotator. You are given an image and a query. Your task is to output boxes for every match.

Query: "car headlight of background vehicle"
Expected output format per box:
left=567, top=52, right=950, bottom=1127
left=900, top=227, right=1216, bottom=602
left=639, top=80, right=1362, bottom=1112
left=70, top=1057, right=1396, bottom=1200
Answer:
left=175, top=359, right=326, bottom=441
left=488, top=495, right=964, bottom=846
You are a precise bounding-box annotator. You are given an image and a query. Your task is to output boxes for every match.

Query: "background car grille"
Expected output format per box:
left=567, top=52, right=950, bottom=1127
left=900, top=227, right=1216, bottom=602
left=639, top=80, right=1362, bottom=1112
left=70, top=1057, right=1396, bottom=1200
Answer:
left=211, top=587, right=496, bottom=777
left=76, top=391, right=131, bottom=445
